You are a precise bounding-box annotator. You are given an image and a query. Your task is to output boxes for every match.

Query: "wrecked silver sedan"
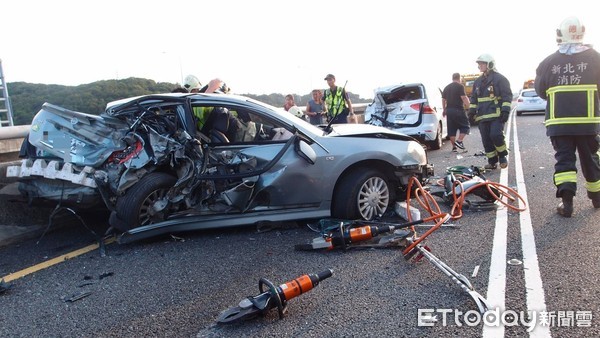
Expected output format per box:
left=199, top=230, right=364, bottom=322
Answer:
left=8, top=93, right=433, bottom=242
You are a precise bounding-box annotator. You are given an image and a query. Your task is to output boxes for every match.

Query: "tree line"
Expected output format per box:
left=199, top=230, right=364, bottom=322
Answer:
left=6, top=77, right=371, bottom=126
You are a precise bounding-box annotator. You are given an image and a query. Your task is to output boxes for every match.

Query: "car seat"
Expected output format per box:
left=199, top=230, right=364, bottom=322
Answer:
left=201, top=107, right=231, bottom=143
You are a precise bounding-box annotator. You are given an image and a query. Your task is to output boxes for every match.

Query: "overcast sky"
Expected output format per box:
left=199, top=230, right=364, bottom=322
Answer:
left=3, top=0, right=598, bottom=99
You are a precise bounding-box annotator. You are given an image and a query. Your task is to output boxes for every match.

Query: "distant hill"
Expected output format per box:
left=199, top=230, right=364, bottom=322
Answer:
left=6, top=77, right=371, bottom=126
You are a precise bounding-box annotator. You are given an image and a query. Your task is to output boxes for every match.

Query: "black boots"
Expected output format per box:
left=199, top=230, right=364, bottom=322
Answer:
left=592, top=196, right=600, bottom=209
left=557, top=193, right=574, bottom=217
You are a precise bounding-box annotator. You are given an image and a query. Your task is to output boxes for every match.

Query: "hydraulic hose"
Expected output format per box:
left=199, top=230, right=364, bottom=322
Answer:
left=434, top=174, right=527, bottom=220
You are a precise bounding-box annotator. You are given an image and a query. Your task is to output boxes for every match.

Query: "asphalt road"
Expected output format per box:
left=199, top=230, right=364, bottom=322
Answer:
left=1, top=111, right=599, bottom=337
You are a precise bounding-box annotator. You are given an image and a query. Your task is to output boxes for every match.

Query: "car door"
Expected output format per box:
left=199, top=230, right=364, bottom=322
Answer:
left=191, top=101, right=324, bottom=211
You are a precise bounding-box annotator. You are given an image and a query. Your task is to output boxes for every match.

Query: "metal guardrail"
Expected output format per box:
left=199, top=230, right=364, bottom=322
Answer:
left=0, top=125, right=29, bottom=140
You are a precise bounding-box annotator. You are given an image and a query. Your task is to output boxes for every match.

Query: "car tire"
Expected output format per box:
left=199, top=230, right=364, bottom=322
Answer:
left=516, top=111, right=522, bottom=116
left=427, top=122, right=442, bottom=150
left=115, top=172, right=177, bottom=231
left=332, top=168, right=393, bottom=220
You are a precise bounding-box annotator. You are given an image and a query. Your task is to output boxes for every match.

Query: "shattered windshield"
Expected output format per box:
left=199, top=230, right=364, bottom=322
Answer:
left=381, top=87, right=424, bottom=105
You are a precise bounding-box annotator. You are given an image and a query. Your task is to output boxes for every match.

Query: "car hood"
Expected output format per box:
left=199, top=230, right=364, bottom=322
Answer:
left=326, top=123, right=415, bottom=141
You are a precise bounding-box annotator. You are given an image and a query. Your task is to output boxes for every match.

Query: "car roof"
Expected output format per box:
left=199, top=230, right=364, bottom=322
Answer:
left=106, top=93, right=275, bottom=111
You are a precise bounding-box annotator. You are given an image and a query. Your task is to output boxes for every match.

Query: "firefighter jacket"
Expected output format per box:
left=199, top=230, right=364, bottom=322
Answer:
left=324, top=87, right=347, bottom=117
left=535, top=47, right=600, bottom=137
left=468, top=71, right=512, bottom=122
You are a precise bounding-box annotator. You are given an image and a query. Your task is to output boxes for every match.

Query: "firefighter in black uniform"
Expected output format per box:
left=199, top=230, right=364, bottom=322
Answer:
left=535, top=16, right=600, bottom=217
left=468, top=54, right=513, bottom=170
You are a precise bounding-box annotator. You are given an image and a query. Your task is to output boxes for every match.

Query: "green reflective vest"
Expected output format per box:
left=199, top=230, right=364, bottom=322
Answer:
left=325, top=87, right=346, bottom=117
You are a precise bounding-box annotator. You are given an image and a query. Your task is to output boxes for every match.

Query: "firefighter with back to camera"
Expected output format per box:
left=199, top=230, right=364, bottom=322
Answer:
left=535, top=16, right=600, bottom=217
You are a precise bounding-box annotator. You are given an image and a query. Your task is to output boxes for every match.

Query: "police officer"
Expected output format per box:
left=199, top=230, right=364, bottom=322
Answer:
left=468, top=54, right=512, bottom=170
left=535, top=16, right=600, bottom=217
left=323, top=74, right=354, bottom=124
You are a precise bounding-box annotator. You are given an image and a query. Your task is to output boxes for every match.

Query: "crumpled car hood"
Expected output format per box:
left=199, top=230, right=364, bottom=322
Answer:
left=326, top=123, right=415, bottom=141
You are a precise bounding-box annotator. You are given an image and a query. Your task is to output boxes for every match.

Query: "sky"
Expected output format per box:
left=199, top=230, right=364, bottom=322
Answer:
left=2, top=0, right=599, bottom=100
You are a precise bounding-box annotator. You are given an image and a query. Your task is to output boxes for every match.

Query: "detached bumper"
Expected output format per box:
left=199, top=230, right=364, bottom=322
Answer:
left=6, top=159, right=97, bottom=188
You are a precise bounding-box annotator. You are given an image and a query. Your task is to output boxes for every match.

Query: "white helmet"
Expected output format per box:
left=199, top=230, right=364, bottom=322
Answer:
left=183, top=74, right=202, bottom=92
left=288, top=106, right=304, bottom=118
left=476, top=53, right=496, bottom=71
left=556, top=16, right=585, bottom=44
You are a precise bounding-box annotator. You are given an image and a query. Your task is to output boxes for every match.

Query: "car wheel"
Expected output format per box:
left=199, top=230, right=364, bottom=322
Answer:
left=516, top=111, right=522, bottom=116
left=332, top=168, right=393, bottom=220
left=427, top=122, right=442, bottom=150
left=115, top=172, right=177, bottom=230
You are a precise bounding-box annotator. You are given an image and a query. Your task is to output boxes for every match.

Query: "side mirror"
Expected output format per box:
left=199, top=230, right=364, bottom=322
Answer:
left=295, top=139, right=316, bottom=165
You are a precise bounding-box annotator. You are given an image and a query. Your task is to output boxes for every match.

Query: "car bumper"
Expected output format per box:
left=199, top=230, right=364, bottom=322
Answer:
left=390, top=123, right=438, bottom=142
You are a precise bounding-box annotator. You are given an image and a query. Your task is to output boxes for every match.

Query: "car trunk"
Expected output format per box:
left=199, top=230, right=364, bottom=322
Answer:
left=27, top=103, right=129, bottom=167
left=368, top=84, right=426, bottom=127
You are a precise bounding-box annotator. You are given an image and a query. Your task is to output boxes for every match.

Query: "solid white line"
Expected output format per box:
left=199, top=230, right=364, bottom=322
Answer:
left=482, top=112, right=512, bottom=338
left=512, top=112, right=552, bottom=337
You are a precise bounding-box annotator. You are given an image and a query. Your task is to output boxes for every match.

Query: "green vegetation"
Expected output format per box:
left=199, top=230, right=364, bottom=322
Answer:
left=7, top=78, right=371, bottom=126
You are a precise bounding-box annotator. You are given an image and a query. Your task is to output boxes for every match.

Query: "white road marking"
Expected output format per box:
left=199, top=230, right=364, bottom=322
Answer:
left=482, top=110, right=551, bottom=337
left=512, top=112, right=551, bottom=338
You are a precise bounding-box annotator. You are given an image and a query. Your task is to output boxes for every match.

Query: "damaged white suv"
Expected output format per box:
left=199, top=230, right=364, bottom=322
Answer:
left=364, top=83, right=444, bottom=150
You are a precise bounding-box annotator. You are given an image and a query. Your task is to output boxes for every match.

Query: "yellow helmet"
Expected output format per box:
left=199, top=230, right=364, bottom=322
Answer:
left=183, top=75, right=202, bottom=92
left=556, top=16, right=585, bottom=44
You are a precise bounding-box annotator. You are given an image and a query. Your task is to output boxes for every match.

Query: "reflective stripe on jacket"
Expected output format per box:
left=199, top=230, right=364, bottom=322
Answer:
left=469, top=71, right=512, bottom=122
left=325, top=87, right=346, bottom=117
left=545, top=84, right=600, bottom=126
left=535, top=48, right=600, bottom=136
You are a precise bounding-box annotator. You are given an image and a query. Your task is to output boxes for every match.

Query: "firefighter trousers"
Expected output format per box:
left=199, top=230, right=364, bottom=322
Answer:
left=550, top=135, right=600, bottom=199
left=478, top=119, right=508, bottom=164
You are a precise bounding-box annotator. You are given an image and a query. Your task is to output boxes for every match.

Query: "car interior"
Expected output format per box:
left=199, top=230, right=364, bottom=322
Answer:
left=192, top=104, right=293, bottom=144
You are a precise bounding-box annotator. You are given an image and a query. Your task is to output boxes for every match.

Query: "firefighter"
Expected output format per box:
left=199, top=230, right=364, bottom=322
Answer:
left=183, top=74, right=202, bottom=93
left=535, top=16, right=600, bottom=217
left=468, top=54, right=513, bottom=170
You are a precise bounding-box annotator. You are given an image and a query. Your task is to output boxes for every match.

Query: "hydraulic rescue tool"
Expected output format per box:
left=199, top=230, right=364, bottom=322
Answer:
left=295, top=217, right=438, bottom=251
left=216, top=269, right=333, bottom=324
left=431, top=167, right=527, bottom=216
left=403, top=240, right=491, bottom=314
left=296, top=214, right=491, bottom=314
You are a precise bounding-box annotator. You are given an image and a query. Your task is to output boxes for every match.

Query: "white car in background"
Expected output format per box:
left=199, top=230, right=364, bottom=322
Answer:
left=364, top=83, right=444, bottom=150
left=515, top=88, right=546, bottom=116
